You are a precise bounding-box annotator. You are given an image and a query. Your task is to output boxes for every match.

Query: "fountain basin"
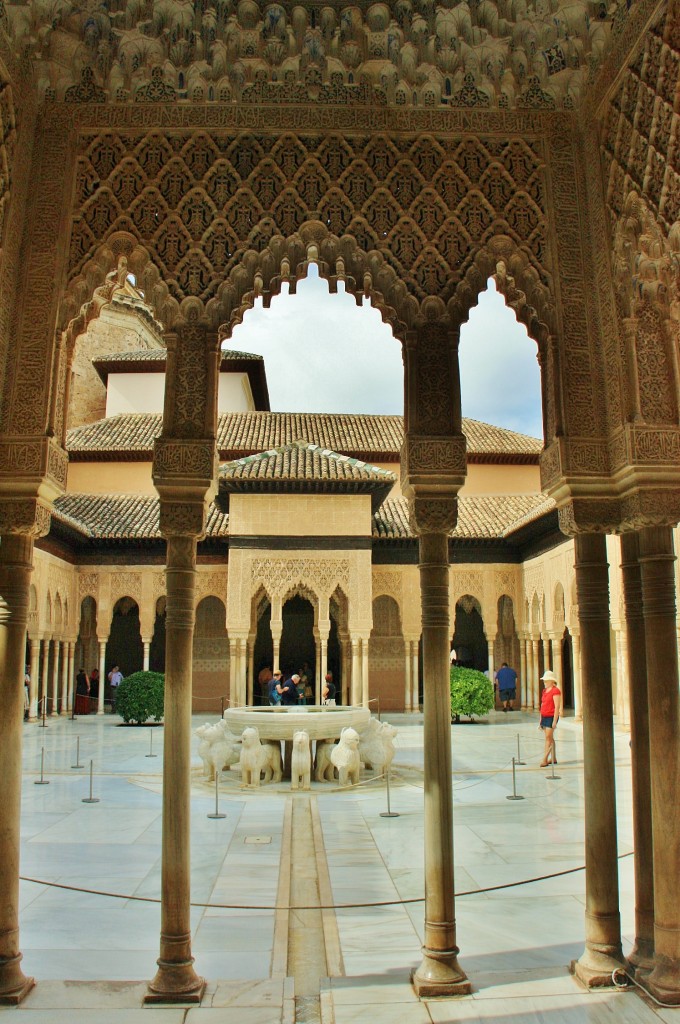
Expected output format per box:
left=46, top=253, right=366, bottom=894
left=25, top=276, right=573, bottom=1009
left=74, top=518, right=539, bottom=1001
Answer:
left=223, top=704, right=370, bottom=742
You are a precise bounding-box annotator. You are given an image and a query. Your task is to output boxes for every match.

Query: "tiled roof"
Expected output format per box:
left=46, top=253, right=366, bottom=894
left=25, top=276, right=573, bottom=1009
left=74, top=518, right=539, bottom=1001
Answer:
left=51, top=491, right=554, bottom=543
left=218, top=441, right=396, bottom=512
left=67, top=412, right=541, bottom=462
left=373, top=494, right=556, bottom=540
left=52, top=494, right=229, bottom=540
left=93, top=348, right=263, bottom=366
left=221, top=442, right=397, bottom=483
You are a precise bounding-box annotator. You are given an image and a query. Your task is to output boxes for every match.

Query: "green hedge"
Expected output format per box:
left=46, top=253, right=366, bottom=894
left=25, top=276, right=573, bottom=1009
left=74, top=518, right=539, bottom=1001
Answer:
left=115, top=671, right=165, bottom=724
left=450, top=667, right=495, bottom=721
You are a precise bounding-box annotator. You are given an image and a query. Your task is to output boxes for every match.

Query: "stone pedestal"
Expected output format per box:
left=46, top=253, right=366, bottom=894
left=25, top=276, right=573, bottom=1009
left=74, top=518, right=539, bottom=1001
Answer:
left=638, top=526, right=680, bottom=1004
left=571, top=533, right=623, bottom=988
left=0, top=536, right=35, bottom=1005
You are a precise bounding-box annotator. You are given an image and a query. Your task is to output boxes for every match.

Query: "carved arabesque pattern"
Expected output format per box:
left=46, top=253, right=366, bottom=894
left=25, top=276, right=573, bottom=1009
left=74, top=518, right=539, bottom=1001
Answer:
left=251, top=557, right=350, bottom=602
left=68, top=131, right=551, bottom=319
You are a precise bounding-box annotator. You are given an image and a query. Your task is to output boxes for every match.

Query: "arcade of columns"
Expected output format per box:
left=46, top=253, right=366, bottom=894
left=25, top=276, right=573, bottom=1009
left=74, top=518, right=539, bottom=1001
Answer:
left=0, top=0, right=679, bottom=1008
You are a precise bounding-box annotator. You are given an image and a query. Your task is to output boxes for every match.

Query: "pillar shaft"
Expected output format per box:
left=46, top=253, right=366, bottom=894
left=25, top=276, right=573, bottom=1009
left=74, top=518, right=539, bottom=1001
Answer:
left=97, top=640, right=106, bottom=714
left=0, top=535, right=35, bottom=1003
left=412, top=532, right=470, bottom=997
left=361, top=640, right=369, bottom=708
left=59, top=640, right=69, bottom=715
left=620, top=532, right=654, bottom=973
left=411, top=641, right=419, bottom=711
left=572, top=533, right=623, bottom=986
left=572, top=630, right=582, bottom=720
left=40, top=639, right=49, bottom=719
left=350, top=640, right=360, bottom=706
left=246, top=638, right=255, bottom=706
left=519, top=638, right=527, bottom=707
left=28, top=638, right=39, bottom=722
left=146, top=535, right=204, bottom=1003
left=143, top=640, right=151, bottom=672
left=638, top=526, right=680, bottom=1002
left=531, top=640, right=540, bottom=707
left=67, top=641, right=75, bottom=713
left=404, top=640, right=412, bottom=712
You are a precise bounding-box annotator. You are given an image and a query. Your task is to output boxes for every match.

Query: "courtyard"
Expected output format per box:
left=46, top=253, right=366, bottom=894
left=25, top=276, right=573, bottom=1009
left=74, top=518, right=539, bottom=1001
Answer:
left=2, top=708, right=674, bottom=1023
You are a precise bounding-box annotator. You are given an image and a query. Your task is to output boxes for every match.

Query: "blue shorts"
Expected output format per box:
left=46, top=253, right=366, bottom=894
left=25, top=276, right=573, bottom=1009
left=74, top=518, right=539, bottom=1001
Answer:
left=499, top=689, right=516, bottom=700
left=540, top=715, right=554, bottom=728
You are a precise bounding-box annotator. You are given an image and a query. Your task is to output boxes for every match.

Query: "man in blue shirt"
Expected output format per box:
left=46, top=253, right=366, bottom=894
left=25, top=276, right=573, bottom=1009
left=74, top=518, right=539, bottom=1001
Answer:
left=280, top=673, right=300, bottom=706
left=496, top=662, right=518, bottom=712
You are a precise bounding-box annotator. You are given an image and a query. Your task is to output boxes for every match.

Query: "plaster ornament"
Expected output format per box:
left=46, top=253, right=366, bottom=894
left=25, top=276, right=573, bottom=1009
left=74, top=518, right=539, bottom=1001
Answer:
left=331, top=727, right=361, bottom=786
left=195, top=719, right=240, bottom=781
left=290, top=730, right=311, bottom=790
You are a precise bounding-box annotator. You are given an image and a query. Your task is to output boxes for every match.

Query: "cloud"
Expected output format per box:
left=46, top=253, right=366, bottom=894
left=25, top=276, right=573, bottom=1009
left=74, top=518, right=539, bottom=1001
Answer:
left=230, top=269, right=543, bottom=440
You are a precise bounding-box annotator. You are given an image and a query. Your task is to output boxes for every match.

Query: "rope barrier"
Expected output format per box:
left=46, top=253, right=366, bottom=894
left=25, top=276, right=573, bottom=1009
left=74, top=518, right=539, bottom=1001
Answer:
left=19, top=852, right=634, bottom=912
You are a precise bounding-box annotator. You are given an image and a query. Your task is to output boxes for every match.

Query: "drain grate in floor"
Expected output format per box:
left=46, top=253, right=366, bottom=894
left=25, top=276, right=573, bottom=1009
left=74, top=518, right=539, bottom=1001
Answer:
left=294, top=995, right=321, bottom=1023
left=244, top=835, right=272, bottom=844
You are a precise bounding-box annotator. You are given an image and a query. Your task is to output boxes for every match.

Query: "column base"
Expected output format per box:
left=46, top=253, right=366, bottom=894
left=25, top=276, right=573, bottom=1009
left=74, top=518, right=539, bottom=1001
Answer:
left=412, top=949, right=472, bottom=998
left=0, top=955, right=35, bottom=1005
left=144, top=959, right=205, bottom=1005
left=60, top=710, right=69, bottom=717
left=96, top=710, right=105, bottom=716
left=627, top=939, right=655, bottom=976
left=27, top=716, right=37, bottom=724
left=50, top=712, right=58, bottom=718
left=638, top=955, right=680, bottom=1005
left=571, top=946, right=624, bottom=989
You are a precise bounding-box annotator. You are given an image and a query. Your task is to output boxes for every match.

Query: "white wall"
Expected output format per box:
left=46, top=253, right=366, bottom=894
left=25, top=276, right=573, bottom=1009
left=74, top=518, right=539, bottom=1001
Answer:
left=106, top=371, right=256, bottom=417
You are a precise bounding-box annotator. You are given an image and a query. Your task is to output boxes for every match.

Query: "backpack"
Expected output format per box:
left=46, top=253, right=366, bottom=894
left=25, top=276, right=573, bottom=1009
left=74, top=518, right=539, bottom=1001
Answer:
left=269, top=680, right=281, bottom=704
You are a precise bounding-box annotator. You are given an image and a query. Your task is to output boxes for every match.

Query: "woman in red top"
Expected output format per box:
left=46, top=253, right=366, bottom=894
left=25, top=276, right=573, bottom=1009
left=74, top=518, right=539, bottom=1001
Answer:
left=539, top=669, right=562, bottom=766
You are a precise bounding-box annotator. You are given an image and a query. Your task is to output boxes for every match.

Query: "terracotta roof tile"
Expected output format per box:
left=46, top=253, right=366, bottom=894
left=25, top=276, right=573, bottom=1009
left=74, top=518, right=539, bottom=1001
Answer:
left=52, top=494, right=229, bottom=539
left=373, top=494, right=555, bottom=540
left=93, top=348, right=263, bottom=365
left=67, top=412, right=541, bottom=461
left=221, top=441, right=397, bottom=483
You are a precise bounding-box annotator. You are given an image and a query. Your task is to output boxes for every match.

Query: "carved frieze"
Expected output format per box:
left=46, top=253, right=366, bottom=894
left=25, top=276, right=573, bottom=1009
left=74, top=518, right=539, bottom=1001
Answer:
left=153, top=438, right=217, bottom=481
left=251, top=557, right=350, bottom=601
left=402, top=436, right=467, bottom=476
left=0, top=499, right=51, bottom=537
left=408, top=496, right=458, bottom=535
left=159, top=500, right=207, bottom=539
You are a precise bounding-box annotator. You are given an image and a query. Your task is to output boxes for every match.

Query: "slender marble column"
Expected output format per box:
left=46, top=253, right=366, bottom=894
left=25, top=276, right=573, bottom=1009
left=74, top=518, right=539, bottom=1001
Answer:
left=613, top=627, right=629, bottom=726
left=97, top=640, right=107, bottom=714
left=340, top=637, right=350, bottom=706
left=142, top=639, right=151, bottom=672
left=0, top=535, right=35, bottom=1004
left=572, top=629, right=582, bottom=720
left=271, top=620, right=282, bottom=676
left=49, top=640, right=59, bottom=715
left=318, top=630, right=329, bottom=704
left=412, top=532, right=470, bottom=997
left=542, top=635, right=551, bottom=674
left=620, top=533, right=654, bottom=974
left=28, top=637, right=39, bottom=722
left=350, top=639, right=360, bottom=705
left=59, top=640, right=69, bottom=715
left=487, top=639, right=494, bottom=684
left=404, top=639, right=412, bottom=712
left=519, top=638, right=527, bottom=708
left=638, top=526, right=680, bottom=1003
left=361, top=639, right=369, bottom=708
left=550, top=635, right=563, bottom=689
left=411, top=642, right=419, bottom=711
left=66, top=641, right=75, bottom=714
left=531, top=639, right=540, bottom=707
left=246, top=638, right=255, bottom=706
left=146, top=535, right=204, bottom=1004
left=40, top=639, right=49, bottom=720
left=572, top=533, right=623, bottom=987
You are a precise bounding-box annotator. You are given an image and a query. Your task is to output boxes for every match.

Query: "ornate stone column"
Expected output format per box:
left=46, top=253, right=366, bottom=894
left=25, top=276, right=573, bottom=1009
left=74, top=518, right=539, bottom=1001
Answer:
left=247, top=637, right=255, bottom=706
left=519, top=636, right=527, bottom=707
left=350, top=638, right=361, bottom=706
left=486, top=638, right=495, bottom=683
left=59, top=640, right=69, bottom=715
left=97, top=639, right=107, bottom=714
left=270, top=611, right=282, bottom=675
left=404, top=639, right=412, bottom=712
left=400, top=317, right=469, bottom=997
left=571, top=628, right=582, bottom=720
left=142, top=639, right=152, bottom=672
left=411, top=639, right=420, bottom=711
left=318, top=623, right=330, bottom=704
left=66, top=641, right=75, bottom=714
left=28, top=637, right=40, bottom=722
left=572, top=533, right=623, bottom=987
left=531, top=638, right=540, bottom=707
left=49, top=640, right=59, bottom=716
left=360, top=638, right=370, bottom=707
left=620, top=533, right=654, bottom=974
left=549, top=633, right=562, bottom=689
left=638, top=526, right=680, bottom=1003
left=40, top=638, right=49, bottom=719
left=0, top=535, right=36, bottom=1004
left=542, top=634, right=551, bottom=674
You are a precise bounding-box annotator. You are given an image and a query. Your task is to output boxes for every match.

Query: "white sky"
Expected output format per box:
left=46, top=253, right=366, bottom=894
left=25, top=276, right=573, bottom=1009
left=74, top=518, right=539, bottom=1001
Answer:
left=229, top=266, right=543, bottom=441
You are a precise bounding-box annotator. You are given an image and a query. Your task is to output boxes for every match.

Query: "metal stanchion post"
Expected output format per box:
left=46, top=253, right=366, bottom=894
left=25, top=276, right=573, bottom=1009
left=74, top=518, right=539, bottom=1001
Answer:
left=34, top=746, right=50, bottom=785
left=82, top=760, right=100, bottom=803
left=207, top=770, right=226, bottom=819
left=506, top=756, right=524, bottom=800
left=145, top=727, right=157, bottom=758
left=221, top=696, right=225, bottom=718
left=515, top=732, right=525, bottom=765
left=71, top=736, right=83, bottom=769
left=379, top=770, right=399, bottom=818
left=546, top=756, right=561, bottom=781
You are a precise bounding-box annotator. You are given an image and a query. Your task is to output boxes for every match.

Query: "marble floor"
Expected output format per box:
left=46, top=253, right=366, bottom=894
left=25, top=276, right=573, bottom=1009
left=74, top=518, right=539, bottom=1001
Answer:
left=2, top=709, right=676, bottom=1023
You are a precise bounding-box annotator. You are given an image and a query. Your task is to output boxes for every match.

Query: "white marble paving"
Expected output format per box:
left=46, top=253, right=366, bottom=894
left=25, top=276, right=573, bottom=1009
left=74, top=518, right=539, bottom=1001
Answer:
left=2, top=710, right=674, bottom=1024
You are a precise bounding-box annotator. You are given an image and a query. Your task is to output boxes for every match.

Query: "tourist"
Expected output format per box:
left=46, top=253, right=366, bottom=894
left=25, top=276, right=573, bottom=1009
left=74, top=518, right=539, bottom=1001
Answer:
left=24, top=666, right=30, bottom=720
left=258, top=665, right=273, bottom=705
left=268, top=671, right=282, bottom=705
left=89, top=667, right=99, bottom=708
left=496, top=662, right=518, bottom=712
left=75, top=668, right=90, bottom=715
left=539, top=670, right=561, bottom=766
left=279, top=673, right=299, bottom=706
left=322, top=672, right=336, bottom=704
left=108, top=665, right=124, bottom=711
left=300, top=661, right=314, bottom=704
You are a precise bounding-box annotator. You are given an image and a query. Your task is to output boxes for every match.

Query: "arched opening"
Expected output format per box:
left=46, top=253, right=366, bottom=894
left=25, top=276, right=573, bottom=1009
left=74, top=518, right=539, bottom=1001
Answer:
left=329, top=586, right=348, bottom=705
left=453, top=595, right=487, bottom=672
left=253, top=590, right=273, bottom=702
left=280, top=593, right=315, bottom=680
left=495, top=594, right=519, bottom=708
left=150, top=596, right=166, bottom=674
left=193, top=596, right=228, bottom=713
left=369, top=594, right=405, bottom=712
left=108, top=596, right=143, bottom=681
left=75, top=596, right=99, bottom=709
left=459, top=277, right=543, bottom=439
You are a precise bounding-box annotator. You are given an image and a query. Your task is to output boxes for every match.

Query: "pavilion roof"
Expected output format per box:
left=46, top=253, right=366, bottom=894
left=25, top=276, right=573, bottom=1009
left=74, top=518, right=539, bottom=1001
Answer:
left=373, top=494, right=555, bottom=540
left=66, top=412, right=541, bottom=463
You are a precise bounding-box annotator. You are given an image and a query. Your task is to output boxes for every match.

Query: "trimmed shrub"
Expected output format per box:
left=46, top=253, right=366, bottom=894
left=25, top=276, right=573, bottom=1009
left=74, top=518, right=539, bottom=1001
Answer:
left=450, top=667, right=495, bottom=721
left=115, top=670, right=165, bottom=724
